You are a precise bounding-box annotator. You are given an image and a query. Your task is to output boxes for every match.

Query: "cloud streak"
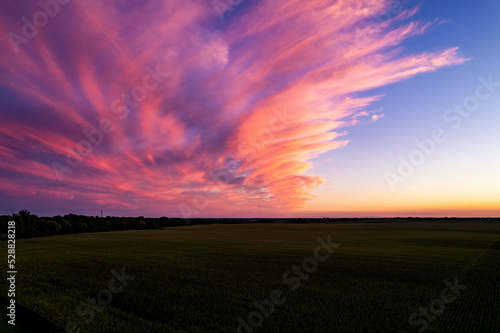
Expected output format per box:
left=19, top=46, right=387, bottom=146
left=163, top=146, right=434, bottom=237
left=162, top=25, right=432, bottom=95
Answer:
left=0, top=0, right=468, bottom=216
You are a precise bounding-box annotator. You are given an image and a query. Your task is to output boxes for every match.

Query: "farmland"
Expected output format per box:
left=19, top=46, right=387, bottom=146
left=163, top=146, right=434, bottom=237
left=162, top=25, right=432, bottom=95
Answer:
left=1, top=222, right=499, bottom=332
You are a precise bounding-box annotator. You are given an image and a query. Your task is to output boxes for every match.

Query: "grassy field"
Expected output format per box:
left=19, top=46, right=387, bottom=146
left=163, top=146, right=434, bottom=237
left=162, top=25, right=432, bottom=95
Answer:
left=1, top=223, right=499, bottom=332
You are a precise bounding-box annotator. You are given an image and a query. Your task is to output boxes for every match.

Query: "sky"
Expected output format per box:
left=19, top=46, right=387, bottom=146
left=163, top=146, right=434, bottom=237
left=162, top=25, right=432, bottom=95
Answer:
left=0, top=0, right=499, bottom=218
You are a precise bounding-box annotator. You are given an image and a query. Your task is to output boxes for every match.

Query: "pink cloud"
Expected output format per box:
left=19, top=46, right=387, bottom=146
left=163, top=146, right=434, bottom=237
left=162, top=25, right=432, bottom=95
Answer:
left=0, top=0, right=468, bottom=216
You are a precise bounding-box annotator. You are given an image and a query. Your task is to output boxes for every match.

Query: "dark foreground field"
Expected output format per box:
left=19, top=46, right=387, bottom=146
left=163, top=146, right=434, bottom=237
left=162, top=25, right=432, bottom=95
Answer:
left=1, top=223, right=499, bottom=332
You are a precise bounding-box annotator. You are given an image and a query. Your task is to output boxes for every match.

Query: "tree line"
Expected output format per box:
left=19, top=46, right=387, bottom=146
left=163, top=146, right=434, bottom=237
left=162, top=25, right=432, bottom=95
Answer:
left=2, top=212, right=496, bottom=239
left=0, top=210, right=241, bottom=238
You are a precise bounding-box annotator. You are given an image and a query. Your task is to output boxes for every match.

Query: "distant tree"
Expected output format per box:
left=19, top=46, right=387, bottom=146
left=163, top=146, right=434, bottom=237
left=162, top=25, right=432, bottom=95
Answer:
left=46, top=221, right=62, bottom=234
left=59, top=219, right=71, bottom=233
left=18, top=210, right=38, bottom=237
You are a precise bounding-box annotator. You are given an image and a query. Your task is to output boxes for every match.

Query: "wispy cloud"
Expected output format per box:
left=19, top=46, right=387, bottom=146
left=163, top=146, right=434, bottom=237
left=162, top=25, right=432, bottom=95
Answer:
left=0, top=0, right=467, bottom=216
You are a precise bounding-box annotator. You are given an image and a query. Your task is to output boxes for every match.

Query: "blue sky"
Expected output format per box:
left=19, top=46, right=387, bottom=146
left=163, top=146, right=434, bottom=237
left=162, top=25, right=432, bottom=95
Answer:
left=305, top=0, right=500, bottom=216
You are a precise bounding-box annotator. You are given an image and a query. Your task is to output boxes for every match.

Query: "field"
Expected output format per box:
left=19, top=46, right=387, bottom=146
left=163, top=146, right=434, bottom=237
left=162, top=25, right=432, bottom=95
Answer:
left=1, top=222, right=499, bottom=332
